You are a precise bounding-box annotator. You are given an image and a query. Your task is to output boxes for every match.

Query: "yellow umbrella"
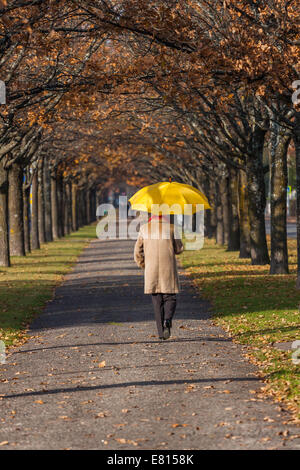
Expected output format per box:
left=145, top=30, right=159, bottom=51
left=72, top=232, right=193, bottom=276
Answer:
left=129, top=181, right=211, bottom=215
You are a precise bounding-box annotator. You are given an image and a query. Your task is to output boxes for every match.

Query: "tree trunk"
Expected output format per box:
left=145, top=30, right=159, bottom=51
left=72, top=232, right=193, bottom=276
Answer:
left=215, top=180, right=224, bottom=245
left=44, top=159, right=53, bottom=242
left=209, top=180, right=217, bottom=239
left=92, top=188, right=97, bottom=222
left=8, top=162, right=25, bottom=256
left=78, top=189, right=84, bottom=227
left=238, top=169, right=251, bottom=258
left=221, top=176, right=230, bottom=245
left=23, top=182, right=31, bottom=253
left=246, top=128, right=270, bottom=265
left=90, top=188, right=96, bottom=223
left=64, top=182, right=71, bottom=235
left=227, top=167, right=240, bottom=251
left=219, top=176, right=229, bottom=244
left=86, top=187, right=91, bottom=225
left=269, top=121, right=290, bottom=274
left=51, top=169, right=59, bottom=239
left=31, top=169, right=40, bottom=250
left=204, top=178, right=215, bottom=238
left=81, top=188, right=87, bottom=226
left=67, top=182, right=72, bottom=233
left=38, top=157, right=46, bottom=245
left=96, top=188, right=103, bottom=208
left=294, top=113, right=300, bottom=288
left=57, top=174, right=64, bottom=238
left=0, top=159, right=10, bottom=267
left=71, top=182, right=78, bottom=232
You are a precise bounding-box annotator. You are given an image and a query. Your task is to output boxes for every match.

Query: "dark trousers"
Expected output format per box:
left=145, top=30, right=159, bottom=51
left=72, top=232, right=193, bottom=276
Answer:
left=151, top=293, right=177, bottom=337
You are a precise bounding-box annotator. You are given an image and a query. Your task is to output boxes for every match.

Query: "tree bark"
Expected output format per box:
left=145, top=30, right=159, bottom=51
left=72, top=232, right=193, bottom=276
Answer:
left=81, top=188, right=87, bottom=226
left=204, top=177, right=215, bottom=238
left=269, top=121, right=290, bottom=274
left=227, top=167, right=240, bottom=251
left=64, top=182, right=71, bottom=235
left=8, top=162, right=25, bottom=256
left=246, top=128, right=270, bottom=265
left=0, top=159, right=10, bottom=266
left=57, top=174, right=64, bottom=238
left=23, top=180, right=31, bottom=254
left=238, top=169, right=251, bottom=258
left=90, top=188, right=96, bottom=223
left=71, top=182, right=78, bottom=232
left=294, top=113, right=300, bottom=288
left=67, top=182, right=72, bottom=232
left=31, top=169, right=40, bottom=250
left=86, top=187, right=91, bottom=225
left=38, top=157, right=46, bottom=245
left=96, top=188, right=103, bottom=208
left=44, top=159, right=53, bottom=242
left=219, top=175, right=229, bottom=245
left=51, top=168, right=59, bottom=239
left=215, top=180, right=224, bottom=245
left=78, top=189, right=84, bottom=227
left=209, top=180, right=217, bottom=239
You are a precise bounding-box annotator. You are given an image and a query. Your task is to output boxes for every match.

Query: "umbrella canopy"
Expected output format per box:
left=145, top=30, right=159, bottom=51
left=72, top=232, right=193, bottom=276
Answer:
left=129, top=181, right=211, bottom=215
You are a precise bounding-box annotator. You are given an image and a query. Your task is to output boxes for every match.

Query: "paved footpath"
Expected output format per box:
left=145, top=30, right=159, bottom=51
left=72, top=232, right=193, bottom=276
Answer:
left=0, top=237, right=299, bottom=450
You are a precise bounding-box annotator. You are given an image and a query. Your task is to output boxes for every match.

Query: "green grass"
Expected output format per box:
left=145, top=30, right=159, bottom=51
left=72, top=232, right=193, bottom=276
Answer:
left=181, top=237, right=300, bottom=420
left=0, top=224, right=97, bottom=348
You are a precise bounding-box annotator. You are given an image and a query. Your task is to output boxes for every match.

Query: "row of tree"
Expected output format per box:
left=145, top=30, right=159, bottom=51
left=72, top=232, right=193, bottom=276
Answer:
left=0, top=1, right=299, bottom=283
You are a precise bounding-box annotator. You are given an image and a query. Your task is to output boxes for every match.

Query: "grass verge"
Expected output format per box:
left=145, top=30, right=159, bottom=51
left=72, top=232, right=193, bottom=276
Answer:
left=181, top=236, right=300, bottom=421
left=0, top=224, right=96, bottom=349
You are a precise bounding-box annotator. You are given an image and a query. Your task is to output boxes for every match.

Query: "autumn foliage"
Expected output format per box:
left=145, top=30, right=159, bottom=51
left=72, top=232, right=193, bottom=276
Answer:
left=0, top=0, right=299, bottom=279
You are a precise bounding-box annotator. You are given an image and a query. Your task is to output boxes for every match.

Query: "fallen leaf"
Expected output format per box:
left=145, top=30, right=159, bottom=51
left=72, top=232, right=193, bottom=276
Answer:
left=95, top=412, right=108, bottom=418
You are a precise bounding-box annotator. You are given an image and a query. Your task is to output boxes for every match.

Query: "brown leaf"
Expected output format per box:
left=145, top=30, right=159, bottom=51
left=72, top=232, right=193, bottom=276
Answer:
left=95, top=412, right=108, bottom=418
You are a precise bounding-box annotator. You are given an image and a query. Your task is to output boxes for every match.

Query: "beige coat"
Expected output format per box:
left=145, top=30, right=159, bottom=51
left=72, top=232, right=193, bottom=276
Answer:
left=134, top=219, right=184, bottom=294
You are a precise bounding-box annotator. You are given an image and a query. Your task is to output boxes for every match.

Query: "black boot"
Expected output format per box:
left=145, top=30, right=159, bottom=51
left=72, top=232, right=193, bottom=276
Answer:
left=163, top=319, right=172, bottom=340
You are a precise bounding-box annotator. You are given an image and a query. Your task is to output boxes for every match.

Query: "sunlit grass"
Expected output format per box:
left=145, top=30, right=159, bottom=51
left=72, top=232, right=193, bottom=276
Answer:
left=0, top=224, right=97, bottom=347
left=181, top=236, right=300, bottom=419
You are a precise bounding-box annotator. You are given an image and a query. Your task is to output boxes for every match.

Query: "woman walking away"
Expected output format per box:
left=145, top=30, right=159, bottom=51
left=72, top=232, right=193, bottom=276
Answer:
left=134, top=214, right=184, bottom=340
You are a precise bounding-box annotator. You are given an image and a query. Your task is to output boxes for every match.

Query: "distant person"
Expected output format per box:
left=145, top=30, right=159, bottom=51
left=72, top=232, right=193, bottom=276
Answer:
left=134, top=214, right=184, bottom=340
